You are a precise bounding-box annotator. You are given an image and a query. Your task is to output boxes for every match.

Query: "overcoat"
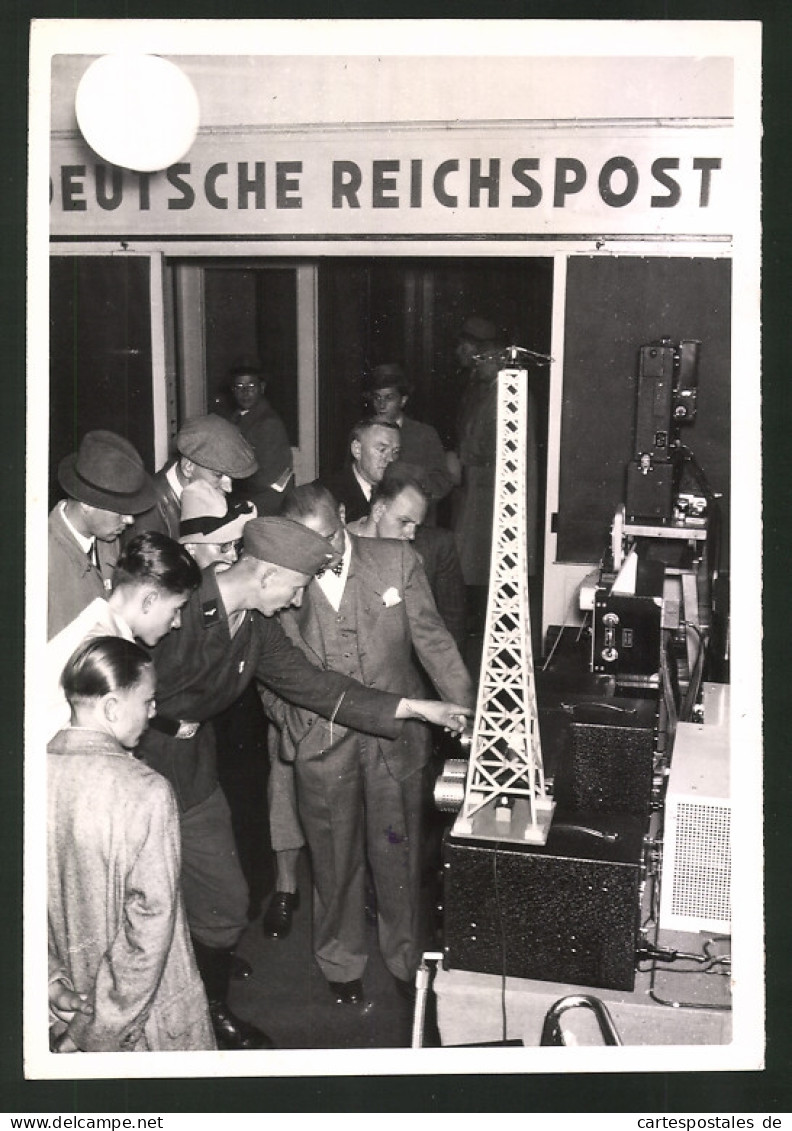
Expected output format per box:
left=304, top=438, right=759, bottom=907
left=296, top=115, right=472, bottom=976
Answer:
left=47, top=727, right=215, bottom=1052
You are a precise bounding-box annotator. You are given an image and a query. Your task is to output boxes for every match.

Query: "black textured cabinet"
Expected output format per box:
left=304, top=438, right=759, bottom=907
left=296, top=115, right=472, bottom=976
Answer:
left=442, top=814, right=646, bottom=991
left=554, top=698, right=658, bottom=818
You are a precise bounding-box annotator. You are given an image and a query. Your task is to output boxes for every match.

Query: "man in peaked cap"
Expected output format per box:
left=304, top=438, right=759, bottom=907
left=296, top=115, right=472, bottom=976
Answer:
left=137, top=515, right=470, bottom=1050
left=48, top=430, right=156, bottom=638
left=133, top=413, right=258, bottom=540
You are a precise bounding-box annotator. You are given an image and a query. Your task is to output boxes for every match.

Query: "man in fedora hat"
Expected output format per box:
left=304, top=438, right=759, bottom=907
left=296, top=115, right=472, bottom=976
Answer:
left=138, top=515, right=470, bottom=1049
left=48, top=430, right=156, bottom=638
left=133, top=413, right=258, bottom=541
left=364, top=362, right=453, bottom=520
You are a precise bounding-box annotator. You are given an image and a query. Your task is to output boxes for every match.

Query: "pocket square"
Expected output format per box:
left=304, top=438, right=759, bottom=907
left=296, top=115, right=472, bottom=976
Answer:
left=382, top=587, right=402, bottom=607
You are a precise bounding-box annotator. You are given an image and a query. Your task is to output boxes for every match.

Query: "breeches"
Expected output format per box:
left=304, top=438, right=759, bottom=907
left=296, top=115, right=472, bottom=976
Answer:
left=295, top=735, right=423, bottom=983
left=179, top=785, right=250, bottom=950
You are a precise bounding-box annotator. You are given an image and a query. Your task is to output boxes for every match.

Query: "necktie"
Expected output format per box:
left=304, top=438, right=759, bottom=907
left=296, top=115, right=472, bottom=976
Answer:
left=87, top=541, right=100, bottom=569
left=316, top=560, right=344, bottom=579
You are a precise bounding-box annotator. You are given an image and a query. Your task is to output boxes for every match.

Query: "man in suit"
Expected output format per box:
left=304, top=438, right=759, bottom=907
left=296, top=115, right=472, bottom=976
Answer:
left=323, top=418, right=401, bottom=524
left=48, top=430, right=156, bottom=638
left=364, top=362, right=454, bottom=521
left=132, top=414, right=258, bottom=540
left=264, top=483, right=474, bottom=1005
left=137, top=515, right=470, bottom=1046
left=348, top=461, right=467, bottom=653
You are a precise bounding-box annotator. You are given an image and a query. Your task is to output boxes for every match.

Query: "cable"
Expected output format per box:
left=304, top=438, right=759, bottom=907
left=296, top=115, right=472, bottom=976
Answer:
left=492, top=844, right=509, bottom=1043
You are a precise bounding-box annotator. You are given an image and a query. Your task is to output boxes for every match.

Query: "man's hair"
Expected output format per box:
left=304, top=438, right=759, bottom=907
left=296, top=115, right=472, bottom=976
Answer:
left=370, top=462, right=430, bottom=508
left=348, top=418, right=401, bottom=447
left=113, top=531, right=201, bottom=595
left=280, top=481, right=339, bottom=523
left=61, top=635, right=153, bottom=702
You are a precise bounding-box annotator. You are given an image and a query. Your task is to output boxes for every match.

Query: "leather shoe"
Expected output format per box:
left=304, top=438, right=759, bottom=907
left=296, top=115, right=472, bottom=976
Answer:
left=327, top=978, right=365, bottom=1006
left=230, top=954, right=253, bottom=980
left=261, top=891, right=299, bottom=939
left=209, top=1001, right=275, bottom=1050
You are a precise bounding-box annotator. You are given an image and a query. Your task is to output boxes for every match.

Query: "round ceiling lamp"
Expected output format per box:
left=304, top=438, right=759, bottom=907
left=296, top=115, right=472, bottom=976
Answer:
left=75, top=54, right=200, bottom=173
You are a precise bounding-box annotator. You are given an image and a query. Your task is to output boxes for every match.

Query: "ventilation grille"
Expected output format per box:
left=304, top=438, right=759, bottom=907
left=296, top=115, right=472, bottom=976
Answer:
left=661, top=800, right=731, bottom=931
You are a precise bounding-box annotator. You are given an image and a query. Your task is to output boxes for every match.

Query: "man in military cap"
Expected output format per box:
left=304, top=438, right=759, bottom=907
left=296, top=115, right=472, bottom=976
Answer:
left=48, top=430, right=157, bottom=638
left=364, top=362, right=453, bottom=519
left=138, top=515, right=470, bottom=1050
left=133, top=413, right=258, bottom=540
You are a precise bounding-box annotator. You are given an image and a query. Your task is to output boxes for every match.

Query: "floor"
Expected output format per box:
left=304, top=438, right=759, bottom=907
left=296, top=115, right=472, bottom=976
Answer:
left=225, top=840, right=446, bottom=1051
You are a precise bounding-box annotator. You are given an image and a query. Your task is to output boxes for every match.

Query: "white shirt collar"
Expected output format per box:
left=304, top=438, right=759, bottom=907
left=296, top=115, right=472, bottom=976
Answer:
left=166, top=462, right=183, bottom=499
left=60, top=500, right=94, bottom=554
left=314, top=530, right=352, bottom=611
left=352, top=464, right=373, bottom=501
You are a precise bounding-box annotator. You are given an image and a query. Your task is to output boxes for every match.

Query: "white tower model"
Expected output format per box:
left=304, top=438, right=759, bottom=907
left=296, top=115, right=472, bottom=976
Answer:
left=451, top=350, right=555, bottom=845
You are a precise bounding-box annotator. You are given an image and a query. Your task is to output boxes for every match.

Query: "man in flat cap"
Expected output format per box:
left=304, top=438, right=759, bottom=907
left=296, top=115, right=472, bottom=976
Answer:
left=133, top=413, right=257, bottom=540
left=227, top=358, right=294, bottom=517
left=363, top=363, right=453, bottom=522
left=137, top=515, right=470, bottom=1050
left=48, top=430, right=157, bottom=638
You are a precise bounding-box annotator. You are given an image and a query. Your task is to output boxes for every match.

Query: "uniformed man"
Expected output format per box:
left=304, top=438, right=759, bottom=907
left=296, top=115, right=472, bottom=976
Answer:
left=137, top=515, right=470, bottom=1050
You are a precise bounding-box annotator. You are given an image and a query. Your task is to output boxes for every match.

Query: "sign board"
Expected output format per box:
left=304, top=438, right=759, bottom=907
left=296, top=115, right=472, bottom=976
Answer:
left=51, top=122, right=733, bottom=241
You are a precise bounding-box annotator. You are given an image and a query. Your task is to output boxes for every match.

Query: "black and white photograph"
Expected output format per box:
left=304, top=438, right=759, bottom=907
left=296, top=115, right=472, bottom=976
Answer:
left=22, top=16, right=764, bottom=1091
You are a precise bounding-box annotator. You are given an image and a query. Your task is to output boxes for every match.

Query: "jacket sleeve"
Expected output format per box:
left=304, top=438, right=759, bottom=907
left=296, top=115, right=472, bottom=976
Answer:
left=66, top=779, right=181, bottom=1052
left=253, top=615, right=403, bottom=739
left=401, top=545, right=475, bottom=709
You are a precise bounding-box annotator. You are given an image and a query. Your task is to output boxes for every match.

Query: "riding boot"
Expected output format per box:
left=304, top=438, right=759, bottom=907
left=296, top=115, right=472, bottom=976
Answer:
left=191, top=937, right=275, bottom=1050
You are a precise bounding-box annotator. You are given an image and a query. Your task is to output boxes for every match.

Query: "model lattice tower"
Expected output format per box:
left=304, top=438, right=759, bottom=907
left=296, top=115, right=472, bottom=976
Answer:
left=452, top=353, right=555, bottom=845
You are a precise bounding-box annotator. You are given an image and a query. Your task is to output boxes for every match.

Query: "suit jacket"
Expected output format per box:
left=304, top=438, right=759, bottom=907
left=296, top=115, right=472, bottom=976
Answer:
left=48, top=728, right=214, bottom=1052
left=47, top=504, right=119, bottom=639
left=268, top=535, right=473, bottom=782
left=322, top=464, right=371, bottom=524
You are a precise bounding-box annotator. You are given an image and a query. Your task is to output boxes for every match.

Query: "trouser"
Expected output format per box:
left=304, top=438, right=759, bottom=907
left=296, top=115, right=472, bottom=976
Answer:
left=179, top=785, right=250, bottom=950
left=267, top=728, right=305, bottom=853
left=295, top=734, right=424, bottom=984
